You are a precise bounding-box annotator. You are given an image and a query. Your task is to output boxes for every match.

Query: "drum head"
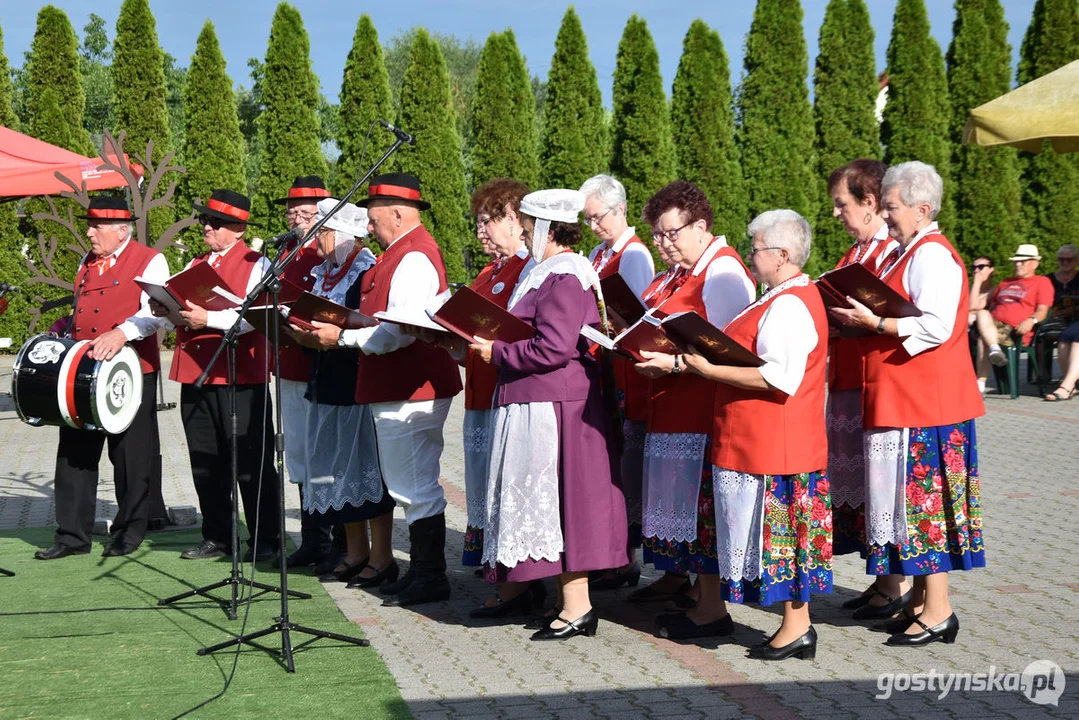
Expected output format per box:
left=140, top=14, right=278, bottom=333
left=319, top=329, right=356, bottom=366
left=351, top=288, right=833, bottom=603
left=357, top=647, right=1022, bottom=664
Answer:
left=91, top=345, right=143, bottom=433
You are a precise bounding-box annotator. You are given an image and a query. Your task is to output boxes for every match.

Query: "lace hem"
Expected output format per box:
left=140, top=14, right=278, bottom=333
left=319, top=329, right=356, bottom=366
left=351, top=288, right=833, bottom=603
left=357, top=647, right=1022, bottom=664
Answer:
left=864, top=427, right=909, bottom=547
left=712, top=467, right=765, bottom=581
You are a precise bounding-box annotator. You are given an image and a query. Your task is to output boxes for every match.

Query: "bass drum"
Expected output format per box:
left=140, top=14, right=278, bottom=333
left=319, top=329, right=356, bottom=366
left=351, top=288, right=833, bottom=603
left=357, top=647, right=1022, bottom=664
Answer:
left=11, top=334, right=143, bottom=434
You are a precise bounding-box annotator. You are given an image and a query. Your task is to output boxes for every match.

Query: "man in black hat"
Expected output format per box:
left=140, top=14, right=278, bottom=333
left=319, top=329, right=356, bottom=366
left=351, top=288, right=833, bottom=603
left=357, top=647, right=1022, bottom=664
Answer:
left=35, top=196, right=168, bottom=560
left=156, top=189, right=281, bottom=562
left=300, top=173, right=462, bottom=606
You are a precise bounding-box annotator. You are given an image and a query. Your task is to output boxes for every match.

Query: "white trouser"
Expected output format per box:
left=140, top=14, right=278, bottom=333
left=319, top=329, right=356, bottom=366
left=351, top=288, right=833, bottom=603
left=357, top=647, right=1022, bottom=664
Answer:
left=371, top=398, right=451, bottom=524
left=279, top=379, right=309, bottom=485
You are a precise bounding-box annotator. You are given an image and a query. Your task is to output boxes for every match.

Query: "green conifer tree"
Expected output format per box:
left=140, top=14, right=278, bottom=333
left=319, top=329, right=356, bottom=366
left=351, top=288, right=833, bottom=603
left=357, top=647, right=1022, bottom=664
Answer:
left=27, top=6, right=94, bottom=154
left=738, top=0, right=817, bottom=254
left=335, top=14, right=395, bottom=197
left=671, top=20, right=744, bottom=244
left=1017, top=0, right=1079, bottom=269
left=881, top=0, right=953, bottom=225
left=180, top=21, right=246, bottom=256
left=947, top=0, right=1022, bottom=265
left=471, top=30, right=539, bottom=190
left=0, top=25, right=33, bottom=349
left=254, top=3, right=327, bottom=238
left=539, top=7, right=606, bottom=190
left=813, top=0, right=881, bottom=272
left=395, top=29, right=469, bottom=282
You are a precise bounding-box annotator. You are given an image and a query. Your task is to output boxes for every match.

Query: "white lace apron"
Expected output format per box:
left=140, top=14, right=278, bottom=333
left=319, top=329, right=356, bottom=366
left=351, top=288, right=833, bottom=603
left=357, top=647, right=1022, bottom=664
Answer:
left=482, top=402, right=564, bottom=568
left=712, top=467, right=767, bottom=581
left=463, top=408, right=492, bottom=530
left=641, top=432, right=708, bottom=542
left=863, top=427, right=909, bottom=547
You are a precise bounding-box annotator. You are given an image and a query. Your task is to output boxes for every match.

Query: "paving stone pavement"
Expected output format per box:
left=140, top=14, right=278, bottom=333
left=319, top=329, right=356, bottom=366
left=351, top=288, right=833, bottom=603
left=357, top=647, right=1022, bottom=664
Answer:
left=1, top=351, right=1076, bottom=719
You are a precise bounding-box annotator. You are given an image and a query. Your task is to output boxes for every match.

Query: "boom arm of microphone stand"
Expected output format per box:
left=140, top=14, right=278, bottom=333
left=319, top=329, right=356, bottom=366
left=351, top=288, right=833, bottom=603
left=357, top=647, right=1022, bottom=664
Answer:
left=192, top=136, right=407, bottom=389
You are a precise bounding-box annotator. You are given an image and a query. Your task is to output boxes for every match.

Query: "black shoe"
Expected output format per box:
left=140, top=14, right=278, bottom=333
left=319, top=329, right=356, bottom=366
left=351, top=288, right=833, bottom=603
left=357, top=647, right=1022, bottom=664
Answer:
left=319, top=559, right=369, bottom=583
left=34, top=543, right=90, bottom=560
left=886, top=614, right=959, bottom=646
left=381, top=566, right=415, bottom=596
left=470, top=589, right=534, bottom=619
left=530, top=610, right=598, bottom=641
left=853, top=589, right=912, bottom=621
left=524, top=607, right=560, bottom=630
left=382, top=576, right=451, bottom=607
left=347, top=562, right=400, bottom=589
left=871, top=611, right=920, bottom=634
left=748, top=626, right=817, bottom=661
left=840, top=581, right=879, bottom=610
left=657, top=613, right=734, bottom=640
left=589, top=563, right=642, bottom=591
left=473, top=568, right=484, bottom=578
left=242, top=545, right=277, bottom=563
left=628, top=574, right=691, bottom=603
left=274, top=542, right=327, bottom=570
left=312, top=551, right=346, bottom=576
left=180, top=539, right=231, bottom=560
left=102, top=539, right=141, bottom=557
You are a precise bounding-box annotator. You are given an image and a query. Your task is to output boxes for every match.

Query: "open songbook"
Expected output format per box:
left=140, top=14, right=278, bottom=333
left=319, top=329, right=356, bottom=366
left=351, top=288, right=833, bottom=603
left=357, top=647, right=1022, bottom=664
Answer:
left=375, top=286, right=535, bottom=344
left=581, top=310, right=763, bottom=367
left=816, top=262, right=922, bottom=318
left=135, top=262, right=244, bottom=327
left=600, top=272, right=648, bottom=332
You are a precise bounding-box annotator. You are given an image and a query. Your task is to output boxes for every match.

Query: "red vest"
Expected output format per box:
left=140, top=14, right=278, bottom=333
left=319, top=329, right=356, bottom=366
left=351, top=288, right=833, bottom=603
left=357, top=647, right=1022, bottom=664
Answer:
left=465, top=253, right=531, bottom=410
left=829, top=238, right=893, bottom=391
left=861, top=233, right=985, bottom=429
left=73, top=241, right=162, bottom=374
left=711, top=277, right=829, bottom=475
left=646, top=245, right=753, bottom=434
left=594, top=235, right=650, bottom=421
left=169, top=244, right=269, bottom=385
left=354, top=226, right=463, bottom=404
left=276, top=237, right=323, bottom=382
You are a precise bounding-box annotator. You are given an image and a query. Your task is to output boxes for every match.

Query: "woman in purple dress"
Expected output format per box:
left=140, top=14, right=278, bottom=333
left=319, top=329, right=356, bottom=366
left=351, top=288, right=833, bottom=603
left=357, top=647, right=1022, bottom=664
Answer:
left=470, top=188, right=627, bottom=641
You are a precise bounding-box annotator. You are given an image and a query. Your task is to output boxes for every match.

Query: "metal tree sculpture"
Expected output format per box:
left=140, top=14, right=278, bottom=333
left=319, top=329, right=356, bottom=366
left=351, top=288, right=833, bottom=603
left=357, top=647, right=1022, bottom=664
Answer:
left=23, top=130, right=193, bottom=332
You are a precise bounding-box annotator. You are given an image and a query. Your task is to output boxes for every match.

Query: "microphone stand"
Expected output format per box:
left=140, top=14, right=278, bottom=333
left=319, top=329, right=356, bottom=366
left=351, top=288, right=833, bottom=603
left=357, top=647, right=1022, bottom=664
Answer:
left=194, top=134, right=407, bottom=669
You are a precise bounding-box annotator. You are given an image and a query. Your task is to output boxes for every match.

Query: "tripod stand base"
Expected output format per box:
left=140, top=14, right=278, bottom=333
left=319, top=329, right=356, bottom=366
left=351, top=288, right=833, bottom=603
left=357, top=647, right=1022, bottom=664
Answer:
left=0, top=567, right=13, bottom=577
left=197, top=617, right=369, bottom=672
left=158, top=577, right=311, bottom=620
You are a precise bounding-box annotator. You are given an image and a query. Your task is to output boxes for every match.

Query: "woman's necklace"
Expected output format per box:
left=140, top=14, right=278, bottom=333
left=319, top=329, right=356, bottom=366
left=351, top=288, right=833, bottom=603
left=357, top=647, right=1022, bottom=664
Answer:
left=320, top=248, right=360, bottom=293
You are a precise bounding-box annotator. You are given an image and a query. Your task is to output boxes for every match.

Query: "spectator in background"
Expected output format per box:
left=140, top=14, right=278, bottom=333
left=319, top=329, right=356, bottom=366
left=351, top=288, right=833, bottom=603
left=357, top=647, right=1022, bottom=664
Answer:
left=1048, top=244, right=1078, bottom=324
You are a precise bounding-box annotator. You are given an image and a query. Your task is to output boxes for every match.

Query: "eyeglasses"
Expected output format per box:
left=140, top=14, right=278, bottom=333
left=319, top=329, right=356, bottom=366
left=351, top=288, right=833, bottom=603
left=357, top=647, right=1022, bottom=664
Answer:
left=286, top=210, right=317, bottom=222
left=476, top=215, right=501, bottom=228
left=972, top=263, right=992, bottom=271
left=651, top=221, right=694, bottom=243
left=749, top=246, right=785, bottom=257
left=198, top=213, right=225, bottom=229
left=584, top=208, right=614, bottom=227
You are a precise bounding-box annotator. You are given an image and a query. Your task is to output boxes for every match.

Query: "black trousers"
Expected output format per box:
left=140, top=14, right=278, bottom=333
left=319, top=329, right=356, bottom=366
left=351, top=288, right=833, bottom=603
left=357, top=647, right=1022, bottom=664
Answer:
left=180, top=383, right=280, bottom=550
left=53, top=372, right=160, bottom=550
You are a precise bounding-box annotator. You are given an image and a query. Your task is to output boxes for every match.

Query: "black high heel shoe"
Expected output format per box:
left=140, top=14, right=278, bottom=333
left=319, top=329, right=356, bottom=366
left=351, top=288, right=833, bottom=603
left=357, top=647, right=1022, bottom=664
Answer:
left=530, top=609, right=598, bottom=641
left=318, top=558, right=369, bottom=583
left=524, top=606, right=560, bottom=631
left=470, top=589, right=534, bottom=619
left=346, top=561, right=400, bottom=589
left=886, top=614, right=959, bottom=646
left=748, top=626, right=817, bottom=661
left=871, top=610, right=920, bottom=634
left=853, top=588, right=913, bottom=621
left=588, top=563, right=641, bottom=591
left=840, top=581, right=879, bottom=610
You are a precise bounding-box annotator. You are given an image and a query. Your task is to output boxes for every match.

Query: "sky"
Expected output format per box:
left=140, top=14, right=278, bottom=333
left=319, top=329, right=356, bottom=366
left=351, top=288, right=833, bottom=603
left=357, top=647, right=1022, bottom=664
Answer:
left=2, top=1, right=1038, bottom=106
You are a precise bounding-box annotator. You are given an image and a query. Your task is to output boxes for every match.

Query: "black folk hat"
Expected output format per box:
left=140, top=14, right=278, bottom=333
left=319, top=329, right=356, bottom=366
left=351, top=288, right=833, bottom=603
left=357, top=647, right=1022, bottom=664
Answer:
left=78, top=196, right=137, bottom=221
left=274, top=175, right=331, bottom=205
left=192, top=189, right=253, bottom=225
left=356, top=173, right=430, bottom=211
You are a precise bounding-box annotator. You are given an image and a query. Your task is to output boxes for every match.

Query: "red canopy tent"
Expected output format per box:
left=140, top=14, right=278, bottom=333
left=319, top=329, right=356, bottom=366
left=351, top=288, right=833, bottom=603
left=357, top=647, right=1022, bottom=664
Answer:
left=0, top=126, right=140, bottom=201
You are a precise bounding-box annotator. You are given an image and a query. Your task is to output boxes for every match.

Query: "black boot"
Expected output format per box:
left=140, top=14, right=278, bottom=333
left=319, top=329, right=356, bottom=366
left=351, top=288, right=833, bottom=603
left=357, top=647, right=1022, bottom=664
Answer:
left=383, top=513, right=450, bottom=608
left=275, top=510, right=332, bottom=569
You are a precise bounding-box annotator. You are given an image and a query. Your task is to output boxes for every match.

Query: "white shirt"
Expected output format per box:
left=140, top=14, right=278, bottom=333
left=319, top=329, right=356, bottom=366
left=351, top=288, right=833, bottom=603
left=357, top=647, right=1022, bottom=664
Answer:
left=339, top=226, right=450, bottom=355
left=98, top=239, right=169, bottom=342
left=588, top=227, right=655, bottom=297
left=888, top=223, right=962, bottom=357
left=858, top=224, right=899, bottom=274
left=168, top=240, right=270, bottom=334
left=697, top=236, right=756, bottom=328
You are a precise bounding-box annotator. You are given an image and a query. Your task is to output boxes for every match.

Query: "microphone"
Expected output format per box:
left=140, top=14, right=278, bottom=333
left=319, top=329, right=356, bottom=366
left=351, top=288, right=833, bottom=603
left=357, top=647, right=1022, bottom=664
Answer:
left=0, top=283, right=18, bottom=293
left=378, top=120, right=416, bottom=146
left=264, top=227, right=305, bottom=247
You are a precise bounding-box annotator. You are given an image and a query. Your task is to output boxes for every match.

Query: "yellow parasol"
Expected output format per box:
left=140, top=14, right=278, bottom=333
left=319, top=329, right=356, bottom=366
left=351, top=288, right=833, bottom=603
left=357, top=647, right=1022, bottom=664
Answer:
left=963, top=59, right=1079, bottom=153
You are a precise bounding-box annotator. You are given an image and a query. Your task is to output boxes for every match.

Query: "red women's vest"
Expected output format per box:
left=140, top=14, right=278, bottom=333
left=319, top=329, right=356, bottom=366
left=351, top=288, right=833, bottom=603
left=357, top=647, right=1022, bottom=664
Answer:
left=647, top=246, right=753, bottom=434
left=169, top=245, right=269, bottom=385
left=711, top=278, right=829, bottom=475
left=465, top=253, right=531, bottom=410
left=276, top=237, right=324, bottom=382
left=355, top=226, right=463, bottom=404
left=72, top=241, right=162, bottom=374
left=861, top=233, right=985, bottom=429
left=593, top=235, right=651, bottom=421
left=829, top=239, right=893, bottom=391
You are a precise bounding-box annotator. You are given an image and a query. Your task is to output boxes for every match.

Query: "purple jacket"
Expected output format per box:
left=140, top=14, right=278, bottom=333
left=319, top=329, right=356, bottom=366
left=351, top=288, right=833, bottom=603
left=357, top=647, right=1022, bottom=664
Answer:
left=491, top=273, right=601, bottom=405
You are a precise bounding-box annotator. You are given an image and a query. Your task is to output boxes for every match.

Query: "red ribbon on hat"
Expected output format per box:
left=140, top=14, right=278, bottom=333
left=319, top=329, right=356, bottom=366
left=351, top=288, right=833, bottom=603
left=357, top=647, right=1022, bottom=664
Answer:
left=87, top=208, right=132, bottom=219
left=207, top=198, right=250, bottom=221
left=369, top=184, right=422, bottom=201
left=287, top=187, right=330, bottom=198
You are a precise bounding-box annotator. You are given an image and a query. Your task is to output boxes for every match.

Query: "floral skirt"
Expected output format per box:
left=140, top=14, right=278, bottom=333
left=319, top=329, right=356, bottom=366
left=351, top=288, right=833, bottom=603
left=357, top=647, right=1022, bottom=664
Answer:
left=718, top=470, right=834, bottom=607
left=827, top=388, right=867, bottom=556
left=866, top=421, right=985, bottom=577
left=642, top=438, right=718, bottom=575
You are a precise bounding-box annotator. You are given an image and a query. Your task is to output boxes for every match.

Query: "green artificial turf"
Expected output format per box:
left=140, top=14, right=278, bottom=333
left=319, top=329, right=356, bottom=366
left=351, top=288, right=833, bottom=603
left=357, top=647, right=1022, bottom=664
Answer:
left=0, top=527, right=409, bottom=720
